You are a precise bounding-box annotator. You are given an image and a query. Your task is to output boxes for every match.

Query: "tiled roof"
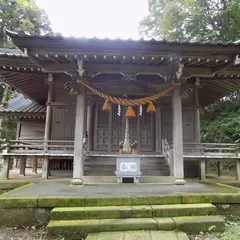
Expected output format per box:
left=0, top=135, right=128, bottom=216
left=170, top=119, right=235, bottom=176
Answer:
left=5, top=29, right=240, bottom=46
left=0, top=93, right=46, bottom=114
left=0, top=48, right=26, bottom=57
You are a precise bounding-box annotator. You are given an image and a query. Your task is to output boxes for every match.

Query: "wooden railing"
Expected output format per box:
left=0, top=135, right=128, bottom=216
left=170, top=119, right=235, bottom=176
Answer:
left=0, top=139, right=74, bottom=155
left=183, top=142, right=239, bottom=158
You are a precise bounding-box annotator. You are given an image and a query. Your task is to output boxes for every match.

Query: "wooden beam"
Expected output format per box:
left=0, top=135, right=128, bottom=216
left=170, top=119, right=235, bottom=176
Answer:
left=42, top=63, right=217, bottom=77
left=19, top=156, right=26, bottom=176
left=42, top=63, right=77, bottom=73
left=25, top=50, right=44, bottom=69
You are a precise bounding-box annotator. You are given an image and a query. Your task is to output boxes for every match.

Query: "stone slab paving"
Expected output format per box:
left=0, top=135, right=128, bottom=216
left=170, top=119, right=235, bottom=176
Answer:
left=6, top=181, right=238, bottom=197
left=86, top=231, right=189, bottom=240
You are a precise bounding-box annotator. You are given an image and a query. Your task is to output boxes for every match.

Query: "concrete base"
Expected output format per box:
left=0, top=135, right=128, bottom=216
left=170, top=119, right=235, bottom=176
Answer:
left=71, top=178, right=84, bottom=185
left=173, top=179, right=186, bottom=185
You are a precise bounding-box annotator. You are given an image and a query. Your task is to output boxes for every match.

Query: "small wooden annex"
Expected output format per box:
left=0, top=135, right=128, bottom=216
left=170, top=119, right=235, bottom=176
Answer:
left=0, top=29, right=240, bottom=184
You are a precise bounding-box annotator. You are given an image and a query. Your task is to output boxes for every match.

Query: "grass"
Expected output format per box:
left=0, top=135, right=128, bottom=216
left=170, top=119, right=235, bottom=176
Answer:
left=189, top=215, right=240, bottom=240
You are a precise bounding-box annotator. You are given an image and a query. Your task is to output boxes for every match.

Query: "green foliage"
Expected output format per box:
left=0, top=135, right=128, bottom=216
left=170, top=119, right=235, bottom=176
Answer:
left=201, top=100, right=240, bottom=143
left=192, top=215, right=240, bottom=240
left=0, top=0, right=52, bottom=47
left=0, top=118, right=17, bottom=141
left=139, top=0, right=240, bottom=42
left=0, top=1, right=52, bottom=140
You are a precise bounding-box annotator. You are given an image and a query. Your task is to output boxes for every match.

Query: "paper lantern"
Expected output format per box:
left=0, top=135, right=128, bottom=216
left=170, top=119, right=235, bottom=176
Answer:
left=102, top=100, right=111, bottom=111
left=147, top=101, right=156, bottom=113
left=125, top=106, right=136, bottom=118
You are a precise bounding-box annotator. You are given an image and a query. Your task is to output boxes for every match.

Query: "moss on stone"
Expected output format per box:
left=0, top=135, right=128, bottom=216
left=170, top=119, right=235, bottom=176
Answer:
left=91, top=231, right=125, bottom=240
left=38, top=196, right=85, bottom=207
left=131, top=194, right=181, bottom=205
left=87, top=231, right=190, bottom=240
left=0, top=208, right=36, bottom=227
left=35, top=208, right=52, bottom=226
left=152, top=203, right=216, bottom=217
left=173, top=215, right=225, bottom=233
left=84, top=197, right=131, bottom=207
left=51, top=206, right=132, bottom=220
left=216, top=203, right=240, bottom=215
left=0, top=182, right=30, bottom=190
left=124, top=231, right=151, bottom=240
left=182, top=193, right=240, bottom=204
left=47, top=219, right=100, bottom=239
left=0, top=196, right=38, bottom=208
left=131, top=205, right=152, bottom=218
left=97, top=218, right=158, bottom=232
left=0, top=183, right=33, bottom=196
left=181, top=193, right=213, bottom=204
left=154, top=218, right=175, bottom=231
left=47, top=218, right=158, bottom=238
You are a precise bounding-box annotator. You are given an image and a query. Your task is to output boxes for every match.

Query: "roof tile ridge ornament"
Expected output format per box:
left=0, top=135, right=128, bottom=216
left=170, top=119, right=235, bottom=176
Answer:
left=176, top=63, right=184, bottom=80
left=4, top=28, right=28, bottom=37
left=234, top=55, right=240, bottom=65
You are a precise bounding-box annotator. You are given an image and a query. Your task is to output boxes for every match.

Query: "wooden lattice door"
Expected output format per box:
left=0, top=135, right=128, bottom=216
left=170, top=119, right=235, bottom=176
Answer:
left=93, top=103, right=155, bottom=152
left=93, top=103, right=110, bottom=151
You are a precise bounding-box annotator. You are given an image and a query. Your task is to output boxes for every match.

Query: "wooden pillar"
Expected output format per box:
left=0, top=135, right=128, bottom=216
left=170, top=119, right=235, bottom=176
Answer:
left=217, top=161, right=223, bottom=177
left=0, top=156, right=10, bottom=179
left=200, top=159, right=206, bottom=180
left=236, top=159, right=240, bottom=180
left=42, top=73, right=53, bottom=179
left=205, top=161, right=209, bottom=175
left=42, top=157, right=49, bottom=178
left=71, top=89, right=86, bottom=185
left=19, top=157, right=26, bottom=176
left=8, top=159, right=13, bottom=170
left=32, top=158, right=37, bottom=174
left=194, top=82, right=201, bottom=145
left=172, top=86, right=186, bottom=185
left=87, top=104, right=93, bottom=153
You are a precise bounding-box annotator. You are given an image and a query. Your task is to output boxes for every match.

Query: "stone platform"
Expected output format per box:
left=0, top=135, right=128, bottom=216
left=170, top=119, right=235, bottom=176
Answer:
left=3, top=180, right=239, bottom=197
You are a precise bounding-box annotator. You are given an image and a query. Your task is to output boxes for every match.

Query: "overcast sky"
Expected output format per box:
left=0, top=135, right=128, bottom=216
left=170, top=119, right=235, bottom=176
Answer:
left=35, top=0, right=149, bottom=39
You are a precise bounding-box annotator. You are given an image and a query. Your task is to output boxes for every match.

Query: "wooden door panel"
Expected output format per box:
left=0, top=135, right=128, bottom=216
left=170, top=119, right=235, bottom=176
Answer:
left=51, top=106, right=75, bottom=140
left=93, top=103, right=155, bottom=152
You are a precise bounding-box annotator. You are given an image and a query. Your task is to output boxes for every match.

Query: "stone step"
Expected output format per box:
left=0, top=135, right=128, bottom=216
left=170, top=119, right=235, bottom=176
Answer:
left=84, top=161, right=168, bottom=166
left=81, top=176, right=174, bottom=183
left=51, top=203, right=216, bottom=220
left=86, top=231, right=190, bottom=240
left=47, top=216, right=225, bottom=239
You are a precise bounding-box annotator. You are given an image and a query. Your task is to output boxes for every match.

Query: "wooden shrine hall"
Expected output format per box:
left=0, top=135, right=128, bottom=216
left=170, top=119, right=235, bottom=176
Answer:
left=0, top=29, right=240, bottom=184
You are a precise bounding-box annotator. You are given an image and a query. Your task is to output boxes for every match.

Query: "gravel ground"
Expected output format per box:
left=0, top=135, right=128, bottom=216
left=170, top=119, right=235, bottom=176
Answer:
left=0, top=227, right=61, bottom=240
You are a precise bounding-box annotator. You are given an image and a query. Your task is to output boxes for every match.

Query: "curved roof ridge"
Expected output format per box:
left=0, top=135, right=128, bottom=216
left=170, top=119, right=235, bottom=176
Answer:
left=5, top=29, right=240, bottom=46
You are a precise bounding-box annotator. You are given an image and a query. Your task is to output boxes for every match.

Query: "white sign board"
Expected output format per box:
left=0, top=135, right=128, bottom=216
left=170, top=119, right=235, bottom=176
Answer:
left=120, top=162, right=137, bottom=172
